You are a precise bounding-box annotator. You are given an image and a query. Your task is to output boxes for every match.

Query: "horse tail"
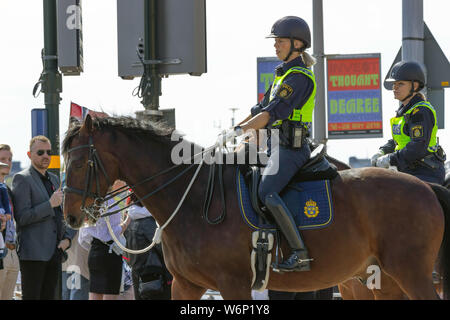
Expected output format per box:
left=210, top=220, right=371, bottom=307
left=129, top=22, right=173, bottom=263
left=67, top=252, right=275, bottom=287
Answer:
left=428, top=182, right=450, bottom=299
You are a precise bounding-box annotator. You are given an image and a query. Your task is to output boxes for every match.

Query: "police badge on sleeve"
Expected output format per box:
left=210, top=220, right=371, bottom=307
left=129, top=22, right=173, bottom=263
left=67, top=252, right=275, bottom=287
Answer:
left=411, top=125, right=424, bottom=138
left=277, top=83, right=294, bottom=99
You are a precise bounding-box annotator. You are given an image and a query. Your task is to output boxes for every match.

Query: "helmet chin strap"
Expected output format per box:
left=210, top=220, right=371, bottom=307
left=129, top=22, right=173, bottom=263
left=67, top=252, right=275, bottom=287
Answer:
left=400, top=81, right=416, bottom=103
left=283, top=38, right=303, bottom=62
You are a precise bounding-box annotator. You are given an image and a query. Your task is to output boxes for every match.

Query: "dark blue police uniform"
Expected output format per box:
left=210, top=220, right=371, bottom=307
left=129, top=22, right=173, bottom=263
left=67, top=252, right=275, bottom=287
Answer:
left=380, top=95, right=445, bottom=184
left=250, top=56, right=315, bottom=202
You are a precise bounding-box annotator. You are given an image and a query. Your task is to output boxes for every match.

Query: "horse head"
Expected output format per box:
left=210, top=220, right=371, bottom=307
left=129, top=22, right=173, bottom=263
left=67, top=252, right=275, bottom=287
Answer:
left=62, top=114, right=121, bottom=228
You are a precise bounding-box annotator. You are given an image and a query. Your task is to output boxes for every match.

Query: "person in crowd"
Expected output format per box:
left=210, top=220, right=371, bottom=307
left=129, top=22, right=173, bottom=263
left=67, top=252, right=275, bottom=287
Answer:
left=11, top=136, right=76, bottom=300
left=217, top=16, right=316, bottom=272
left=0, top=153, right=19, bottom=300
left=371, top=61, right=446, bottom=184
left=0, top=162, right=12, bottom=260
left=61, top=230, right=90, bottom=300
left=124, top=192, right=172, bottom=300
left=79, top=180, right=130, bottom=300
left=118, top=261, right=135, bottom=300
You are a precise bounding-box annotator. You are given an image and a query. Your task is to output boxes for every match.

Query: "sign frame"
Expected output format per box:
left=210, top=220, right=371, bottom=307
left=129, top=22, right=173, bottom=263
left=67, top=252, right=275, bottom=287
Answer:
left=326, top=53, right=383, bottom=139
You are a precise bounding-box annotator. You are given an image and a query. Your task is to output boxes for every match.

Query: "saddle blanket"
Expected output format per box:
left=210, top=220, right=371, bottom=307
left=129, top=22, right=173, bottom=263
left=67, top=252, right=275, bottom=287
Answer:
left=236, top=169, right=334, bottom=231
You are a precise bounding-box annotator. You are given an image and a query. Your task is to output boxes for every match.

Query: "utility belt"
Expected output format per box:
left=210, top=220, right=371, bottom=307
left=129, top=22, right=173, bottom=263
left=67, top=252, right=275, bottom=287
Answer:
left=272, top=120, right=309, bottom=149
left=412, top=146, right=446, bottom=170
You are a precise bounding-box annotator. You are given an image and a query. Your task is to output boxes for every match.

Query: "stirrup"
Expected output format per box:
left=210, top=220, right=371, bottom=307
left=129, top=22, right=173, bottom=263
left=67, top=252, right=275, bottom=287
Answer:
left=272, top=250, right=312, bottom=272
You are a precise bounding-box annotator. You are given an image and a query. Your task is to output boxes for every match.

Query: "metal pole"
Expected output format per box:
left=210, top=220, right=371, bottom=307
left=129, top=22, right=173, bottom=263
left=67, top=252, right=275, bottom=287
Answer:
left=43, top=0, right=62, bottom=176
left=312, top=0, right=326, bottom=144
left=142, top=0, right=162, bottom=112
left=402, top=0, right=426, bottom=90
left=229, top=107, right=238, bottom=145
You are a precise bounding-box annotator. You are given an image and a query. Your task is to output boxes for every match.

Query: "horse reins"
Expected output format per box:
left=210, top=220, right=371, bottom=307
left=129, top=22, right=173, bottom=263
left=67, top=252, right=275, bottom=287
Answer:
left=65, top=134, right=226, bottom=254
left=65, top=136, right=206, bottom=220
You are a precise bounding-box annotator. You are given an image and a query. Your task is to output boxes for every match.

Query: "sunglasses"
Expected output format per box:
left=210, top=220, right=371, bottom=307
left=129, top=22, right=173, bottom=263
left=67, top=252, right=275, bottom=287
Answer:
left=36, top=149, right=52, bottom=156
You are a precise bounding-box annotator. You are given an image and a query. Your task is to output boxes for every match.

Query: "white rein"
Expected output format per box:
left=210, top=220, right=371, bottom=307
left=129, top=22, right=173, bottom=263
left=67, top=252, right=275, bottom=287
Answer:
left=105, top=143, right=221, bottom=254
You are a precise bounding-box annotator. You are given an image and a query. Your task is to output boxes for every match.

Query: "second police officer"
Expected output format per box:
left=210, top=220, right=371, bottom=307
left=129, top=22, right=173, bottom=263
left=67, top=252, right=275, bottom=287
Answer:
left=218, top=16, right=316, bottom=272
left=371, top=61, right=446, bottom=185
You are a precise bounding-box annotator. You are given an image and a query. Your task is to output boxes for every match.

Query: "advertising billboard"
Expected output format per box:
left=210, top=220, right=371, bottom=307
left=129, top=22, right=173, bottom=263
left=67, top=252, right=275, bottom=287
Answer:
left=327, top=53, right=383, bottom=139
left=257, top=57, right=280, bottom=102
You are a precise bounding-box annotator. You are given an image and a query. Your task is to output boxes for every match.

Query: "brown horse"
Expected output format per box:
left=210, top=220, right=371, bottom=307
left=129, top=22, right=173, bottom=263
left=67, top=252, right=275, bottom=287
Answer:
left=62, top=115, right=450, bottom=300
left=327, top=157, right=448, bottom=299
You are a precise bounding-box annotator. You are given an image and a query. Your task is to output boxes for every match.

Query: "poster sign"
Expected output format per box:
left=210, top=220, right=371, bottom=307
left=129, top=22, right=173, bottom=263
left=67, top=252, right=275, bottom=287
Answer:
left=257, top=57, right=281, bottom=102
left=327, top=53, right=383, bottom=139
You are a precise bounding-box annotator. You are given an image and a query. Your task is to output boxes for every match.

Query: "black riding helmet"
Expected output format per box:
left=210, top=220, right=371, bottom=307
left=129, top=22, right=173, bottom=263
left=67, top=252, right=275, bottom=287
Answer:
left=266, top=16, right=311, bottom=61
left=385, top=61, right=426, bottom=90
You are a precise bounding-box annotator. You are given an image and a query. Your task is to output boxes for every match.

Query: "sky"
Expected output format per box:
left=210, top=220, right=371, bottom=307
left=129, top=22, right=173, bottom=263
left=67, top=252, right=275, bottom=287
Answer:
left=1, top=0, right=450, bottom=169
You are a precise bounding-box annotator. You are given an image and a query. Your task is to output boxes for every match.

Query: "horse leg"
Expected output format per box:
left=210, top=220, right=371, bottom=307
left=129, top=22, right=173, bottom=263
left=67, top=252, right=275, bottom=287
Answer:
left=171, top=276, right=207, bottom=300
left=380, top=261, right=439, bottom=299
left=216, top=277, right=252, bottom=300
left=371, top=272, right=407, bottom=300
left=338, top=283, right=355, bottom=300
left=338, top=279, right=374, bottom=300
left=391, top=277, right=439, bottom=300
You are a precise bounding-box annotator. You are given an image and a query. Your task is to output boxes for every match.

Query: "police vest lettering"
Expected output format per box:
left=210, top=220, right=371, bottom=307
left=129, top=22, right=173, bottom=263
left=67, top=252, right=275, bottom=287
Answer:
left=269, top=66, right=316, bottom=128
left=390, top=101, right=439, bottom=153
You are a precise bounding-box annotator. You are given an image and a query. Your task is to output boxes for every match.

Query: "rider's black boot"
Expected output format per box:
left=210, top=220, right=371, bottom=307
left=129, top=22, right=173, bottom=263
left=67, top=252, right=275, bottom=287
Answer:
left=265, top=192, right=311, bottom=272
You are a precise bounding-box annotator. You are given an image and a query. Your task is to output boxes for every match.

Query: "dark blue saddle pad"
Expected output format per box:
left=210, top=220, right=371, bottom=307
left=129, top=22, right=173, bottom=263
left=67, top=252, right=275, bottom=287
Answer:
left=236, top=168, right=334, bottom=230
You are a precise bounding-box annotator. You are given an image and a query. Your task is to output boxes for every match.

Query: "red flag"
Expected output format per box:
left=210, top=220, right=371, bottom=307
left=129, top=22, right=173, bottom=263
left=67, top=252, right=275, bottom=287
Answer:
left=70, top=102, right=109, bottom=122
left=70, top=102, right=83, bottom=120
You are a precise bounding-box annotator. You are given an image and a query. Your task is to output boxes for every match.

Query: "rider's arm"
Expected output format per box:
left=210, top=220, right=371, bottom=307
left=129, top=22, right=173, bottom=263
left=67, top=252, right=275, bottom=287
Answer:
left=239, top=111, right=270, bottom=132
left=236, top=114, right=253, bottom=126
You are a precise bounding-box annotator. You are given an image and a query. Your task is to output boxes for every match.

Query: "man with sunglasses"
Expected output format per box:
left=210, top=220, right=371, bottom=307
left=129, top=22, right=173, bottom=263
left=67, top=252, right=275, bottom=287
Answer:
left=11, top=136, right=75, bottom=300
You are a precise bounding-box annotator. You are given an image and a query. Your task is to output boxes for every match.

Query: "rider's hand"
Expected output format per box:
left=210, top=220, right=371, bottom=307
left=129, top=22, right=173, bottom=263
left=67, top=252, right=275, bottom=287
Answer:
left=216, top=126, right=244, bottom=147
left=375, top=154, right=391, bottom=168
left=370, top=150, right=385, bottom=167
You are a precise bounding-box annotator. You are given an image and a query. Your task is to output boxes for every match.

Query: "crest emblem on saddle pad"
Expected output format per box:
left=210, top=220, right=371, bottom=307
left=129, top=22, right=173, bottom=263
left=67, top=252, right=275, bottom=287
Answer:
left=304, top=199, right=319, bottom=218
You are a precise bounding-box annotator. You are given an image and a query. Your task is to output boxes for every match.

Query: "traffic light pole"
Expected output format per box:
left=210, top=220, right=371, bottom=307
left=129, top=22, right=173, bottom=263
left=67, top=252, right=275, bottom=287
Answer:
left=142, top=0, right=162, bottom=112
left=312, top=0, right=326, bottom=144
left=402, top=0, right=426, bottom=91
left=42, top=0, right=62, bottom=176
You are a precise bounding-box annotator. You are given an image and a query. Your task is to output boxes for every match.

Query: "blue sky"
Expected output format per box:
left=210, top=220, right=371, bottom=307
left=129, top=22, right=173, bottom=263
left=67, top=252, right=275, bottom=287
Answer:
left=1, top=0, right=449, bottom=168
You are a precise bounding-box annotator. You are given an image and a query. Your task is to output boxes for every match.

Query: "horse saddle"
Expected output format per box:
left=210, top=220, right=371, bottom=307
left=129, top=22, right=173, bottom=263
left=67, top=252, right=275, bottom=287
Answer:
left=237, top=143, right=337, bottom=230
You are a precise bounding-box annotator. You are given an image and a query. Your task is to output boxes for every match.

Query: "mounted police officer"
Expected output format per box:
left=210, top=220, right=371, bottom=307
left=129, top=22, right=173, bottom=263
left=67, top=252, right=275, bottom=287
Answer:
left=218, top=16, right=316, bottom=272
left=371, top=61, right=446, bottom=184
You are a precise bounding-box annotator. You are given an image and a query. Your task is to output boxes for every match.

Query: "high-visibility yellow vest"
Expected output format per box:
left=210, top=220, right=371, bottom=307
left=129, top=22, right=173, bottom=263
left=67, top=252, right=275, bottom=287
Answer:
left=270, top=66, right=316, bottom=129
left=390, top=101, right=439, bottom=153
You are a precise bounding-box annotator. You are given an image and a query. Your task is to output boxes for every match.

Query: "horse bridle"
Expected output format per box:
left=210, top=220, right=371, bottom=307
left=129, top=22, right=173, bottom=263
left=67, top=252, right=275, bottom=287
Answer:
left=63, top=134, right=210, bottom=223
left=64, top=136, right=113, bottom=221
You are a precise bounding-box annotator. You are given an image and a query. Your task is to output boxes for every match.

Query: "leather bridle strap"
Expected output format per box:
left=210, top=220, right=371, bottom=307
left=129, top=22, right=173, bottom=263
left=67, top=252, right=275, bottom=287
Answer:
left=64, top=136, right=112, bottom=214
left=64, top=135, right=216, bottom=221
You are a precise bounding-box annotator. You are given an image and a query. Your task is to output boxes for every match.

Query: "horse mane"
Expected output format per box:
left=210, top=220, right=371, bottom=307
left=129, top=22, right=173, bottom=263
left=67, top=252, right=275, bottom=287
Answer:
left=62, top=116, right=174, bottom=156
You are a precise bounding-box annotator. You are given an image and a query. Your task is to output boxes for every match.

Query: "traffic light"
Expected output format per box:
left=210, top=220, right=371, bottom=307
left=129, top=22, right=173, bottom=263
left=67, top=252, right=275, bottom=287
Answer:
left=117, top=0, right=207, bottom=80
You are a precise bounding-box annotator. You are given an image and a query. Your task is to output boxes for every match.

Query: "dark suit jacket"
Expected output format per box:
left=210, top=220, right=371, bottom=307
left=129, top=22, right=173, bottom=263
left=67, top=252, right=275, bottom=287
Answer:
left=11, top=166, right=75, bottom=261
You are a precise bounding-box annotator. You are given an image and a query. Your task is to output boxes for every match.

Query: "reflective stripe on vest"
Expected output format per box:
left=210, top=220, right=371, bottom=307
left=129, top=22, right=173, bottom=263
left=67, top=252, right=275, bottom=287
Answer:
left=269, top=66, right=316, bottom=128
left=390, top=101, right=439, bottom=152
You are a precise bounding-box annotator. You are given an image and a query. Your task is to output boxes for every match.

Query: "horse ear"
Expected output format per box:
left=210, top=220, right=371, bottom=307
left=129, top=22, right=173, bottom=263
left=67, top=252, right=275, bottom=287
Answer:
left=81, top=114, right=94, bottom=134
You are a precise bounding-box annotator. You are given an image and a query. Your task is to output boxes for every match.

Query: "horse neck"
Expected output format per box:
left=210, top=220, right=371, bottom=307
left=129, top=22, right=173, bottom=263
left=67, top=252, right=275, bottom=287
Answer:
left=114, top=134, right=202, bottom=228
